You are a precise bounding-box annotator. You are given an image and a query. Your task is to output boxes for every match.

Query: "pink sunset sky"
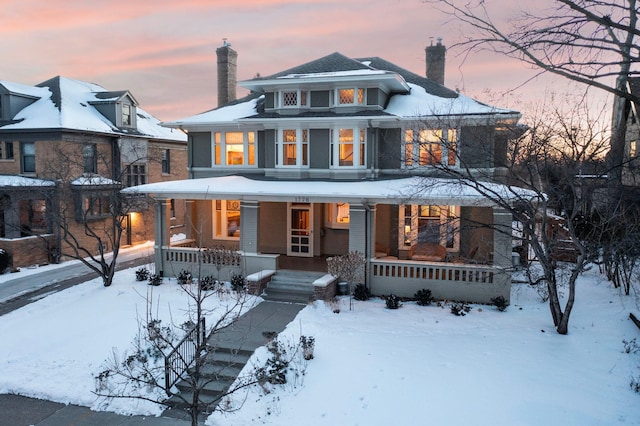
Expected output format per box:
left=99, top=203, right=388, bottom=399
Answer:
left=1, top=0, right=568, bottom=121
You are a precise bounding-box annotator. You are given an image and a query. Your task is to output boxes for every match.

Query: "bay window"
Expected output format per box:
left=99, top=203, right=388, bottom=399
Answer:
left=280, top=90, right=308, bottom=108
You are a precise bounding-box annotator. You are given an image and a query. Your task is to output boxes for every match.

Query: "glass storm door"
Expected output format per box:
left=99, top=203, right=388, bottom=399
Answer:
left=288, top=203, right=313, bottom=257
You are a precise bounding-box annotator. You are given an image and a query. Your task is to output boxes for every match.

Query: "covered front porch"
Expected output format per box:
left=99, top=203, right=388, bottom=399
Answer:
left=127, top=175, right=518, bottom=304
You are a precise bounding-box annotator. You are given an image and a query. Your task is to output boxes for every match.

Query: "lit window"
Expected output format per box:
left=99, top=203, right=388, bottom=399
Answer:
left=331, top=127, right=366, bottom=168
left=400, top=205, right=459, bottom=250
left=325, top=203, right=350, bottom=229
left=277, top=129, right=308, bottom=167
left=339, top=89, right=354, bottom=104
left=213, top=200, right=240, bottom=239
left=213, top=131, right=256, bottom=166
left=630, top=140, right=637, bottom=158
left=404, top=128, right=458, bottom=168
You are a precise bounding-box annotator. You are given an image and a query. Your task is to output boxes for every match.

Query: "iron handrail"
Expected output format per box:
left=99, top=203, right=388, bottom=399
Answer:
left=164, top=316, right=206, bottom=395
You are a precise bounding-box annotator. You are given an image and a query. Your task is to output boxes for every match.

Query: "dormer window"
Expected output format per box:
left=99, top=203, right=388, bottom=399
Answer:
left=337, top=88, right=365, bottom=106
left=279, top=90, right=308, bottom=108
left=122, top=104, right=132, bottom=126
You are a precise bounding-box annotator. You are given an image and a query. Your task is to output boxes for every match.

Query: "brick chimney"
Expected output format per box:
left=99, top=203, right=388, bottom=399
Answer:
left=425, top=37, right=446, bottom=86
left=216, top=39, right=237, bottom=107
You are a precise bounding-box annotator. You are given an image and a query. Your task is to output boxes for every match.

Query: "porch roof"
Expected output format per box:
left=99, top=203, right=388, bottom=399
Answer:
left=123, top=175, right=538, bottom=207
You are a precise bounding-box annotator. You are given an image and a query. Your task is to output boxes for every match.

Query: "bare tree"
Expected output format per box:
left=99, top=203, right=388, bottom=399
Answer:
left=428, top=0, right=639, bottom=188
left=410, top=93, right=610, bottom=334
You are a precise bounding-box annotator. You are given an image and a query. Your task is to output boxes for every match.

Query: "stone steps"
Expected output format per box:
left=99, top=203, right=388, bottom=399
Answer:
left=263, top=270, right=325, bottom=303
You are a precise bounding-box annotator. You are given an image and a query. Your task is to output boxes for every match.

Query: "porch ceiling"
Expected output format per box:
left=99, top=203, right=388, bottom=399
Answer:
left=122, top=175, right=538, bottom=207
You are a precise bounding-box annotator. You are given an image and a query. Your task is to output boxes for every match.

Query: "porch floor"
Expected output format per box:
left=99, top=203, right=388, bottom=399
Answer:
left=278, top=255, right=330, bottom=273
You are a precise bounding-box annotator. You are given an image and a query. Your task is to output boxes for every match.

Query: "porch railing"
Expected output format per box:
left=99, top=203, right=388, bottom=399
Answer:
left=164, top=317, right=206, bottom=395
left=369, top=258, right=507, bottom=303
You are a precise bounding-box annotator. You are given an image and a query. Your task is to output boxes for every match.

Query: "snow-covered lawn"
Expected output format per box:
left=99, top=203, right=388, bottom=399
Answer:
left=0, top=265, right=639, bottom=424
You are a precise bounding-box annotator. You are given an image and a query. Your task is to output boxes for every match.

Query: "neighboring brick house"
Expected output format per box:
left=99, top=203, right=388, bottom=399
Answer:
left=622, top=77, right=640, bottom=187
left=127, top=42, right=529, bottom=304
left=0, top=76, right=187, bottom=268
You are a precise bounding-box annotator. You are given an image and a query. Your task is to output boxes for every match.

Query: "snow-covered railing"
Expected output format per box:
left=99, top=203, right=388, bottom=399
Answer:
left=164, top=317, right=206, bottom=395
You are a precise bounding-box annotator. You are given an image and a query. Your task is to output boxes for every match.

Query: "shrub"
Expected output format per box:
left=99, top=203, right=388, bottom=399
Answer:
left=300, top=335, right=315, bottom=360
left=199, top=275, right=217, bottom=291
left=230, top=273, right=246, bottom=293
left=177, top=269, right=193, bottom=285
left=148, top=273, right=162, bottom=286
left=385, top=294, right=401, bottom=309
left=450, top=302, right=472, bottom=316
left=257, top=337, right=290, bottom=385
left=0, top=249, right=10, bottom=274
left=414, top=288, right=434, bottom=306
left=135, top=267, right=150, bottom=282
left=623, top=338, right=640, bottom=354
left=353, top=284, right=371, bottom=301
left=490, top=295, right=509, bottom=312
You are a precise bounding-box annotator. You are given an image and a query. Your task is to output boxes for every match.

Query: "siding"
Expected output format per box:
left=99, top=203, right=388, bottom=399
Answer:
left=310, top=129, right=330, bottom=169
left=189, top=132, right=211, bottom=168
left=310, top=91, right=330, bottom=108
left=460, top=126, right=494, bottom=169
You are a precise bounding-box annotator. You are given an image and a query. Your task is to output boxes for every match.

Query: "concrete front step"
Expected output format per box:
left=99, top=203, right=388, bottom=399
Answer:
left=264, top=269, right=324, bottom=302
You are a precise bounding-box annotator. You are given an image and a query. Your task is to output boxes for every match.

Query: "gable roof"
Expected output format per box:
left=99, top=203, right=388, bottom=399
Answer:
left=0, top=76, right=185, bottom=142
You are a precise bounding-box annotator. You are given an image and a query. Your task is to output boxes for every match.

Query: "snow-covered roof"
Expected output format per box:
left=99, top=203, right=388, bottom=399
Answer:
left=0, top=77, right=186, bottom=142
left=165, top=52, right=518, bottom=128
left=123, top=175, right=538, bottom=207
left=70, top=175, right=120, bottom=186
left=0, top=175, right=56, bottom=187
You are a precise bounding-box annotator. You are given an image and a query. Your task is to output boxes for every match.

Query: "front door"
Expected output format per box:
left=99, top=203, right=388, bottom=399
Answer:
left=287, top=203, right=313, bottom=257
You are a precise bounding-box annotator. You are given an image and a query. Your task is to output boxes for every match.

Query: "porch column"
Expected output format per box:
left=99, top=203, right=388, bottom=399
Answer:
left=348, top=202, right=375, bottom=258
left=154, top=198, right=170, bottom=276
left=240, top=200, right=259, bottom=253
left=492, top=207, right=512, bottom=268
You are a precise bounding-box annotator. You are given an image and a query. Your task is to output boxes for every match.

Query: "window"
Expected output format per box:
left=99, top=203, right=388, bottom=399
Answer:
left=83, top=194, right=111, bottom=219
left=0, top=142, right=2, bottom=159
left=122, top=104, right=132, bottom=126
left=19, top=199, right=48, bottom=236
left=400, top=205, right=459, bottom=250
left=280, top=90, right=308, bottom=108
left=325, top=203, right=350, bottom=229
left=21, top=142, right=35, bottom=173
left=82, top=144, right=97, bottom=174
left=213, top=200, right=240, bottom=239
left=277, top=129, right=308, bottom=167
left=213, top=131, right=256, bottom=166
left=125, top=163, right=146, bottom=186
left=6, top=142, right=13, bottom=160
left=170, top=199, right=175, bottom=218
left=630, top=140, right=637, bottom=158
left=331, top=127, right=366, bottom=168
left=404, top=128, right=457, bottom=167
left=337, top=88, right=365, bottom=106
left=162, top=149, right=171, bottom=174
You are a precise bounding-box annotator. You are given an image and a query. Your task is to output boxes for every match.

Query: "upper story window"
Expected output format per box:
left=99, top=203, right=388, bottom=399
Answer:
left=122, top=104, right=132, bottom=127
left=279, top=90, right=308, bottom=108
left=404, top=128, right=457, bottom=168
left=213, top=131, right=256, bottom=166
left=21, top=142, right=35, bottom=173
left=162, top=149, right=171, bottom=174
left=337, top=88, right=365, bottom=106
left=82, top=144, right=97, bottom=174
left=330, top=127, right=366, bottom=168
left=125, top=163, right=146, bottom=187
left=630, top=140, right=637, bottom=158
left=276, top=129, right=308, bottom=167
left=5, top=142, right=13, bottom=160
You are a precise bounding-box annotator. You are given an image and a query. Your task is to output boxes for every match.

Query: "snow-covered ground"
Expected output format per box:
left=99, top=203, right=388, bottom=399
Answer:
left=0, top=264, right=638, bottom=425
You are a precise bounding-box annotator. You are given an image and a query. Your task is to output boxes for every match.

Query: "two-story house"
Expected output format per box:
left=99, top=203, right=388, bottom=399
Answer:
left=0, top=76, right=187, bottom=268
left=127, top=42, right=527, bottom=303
